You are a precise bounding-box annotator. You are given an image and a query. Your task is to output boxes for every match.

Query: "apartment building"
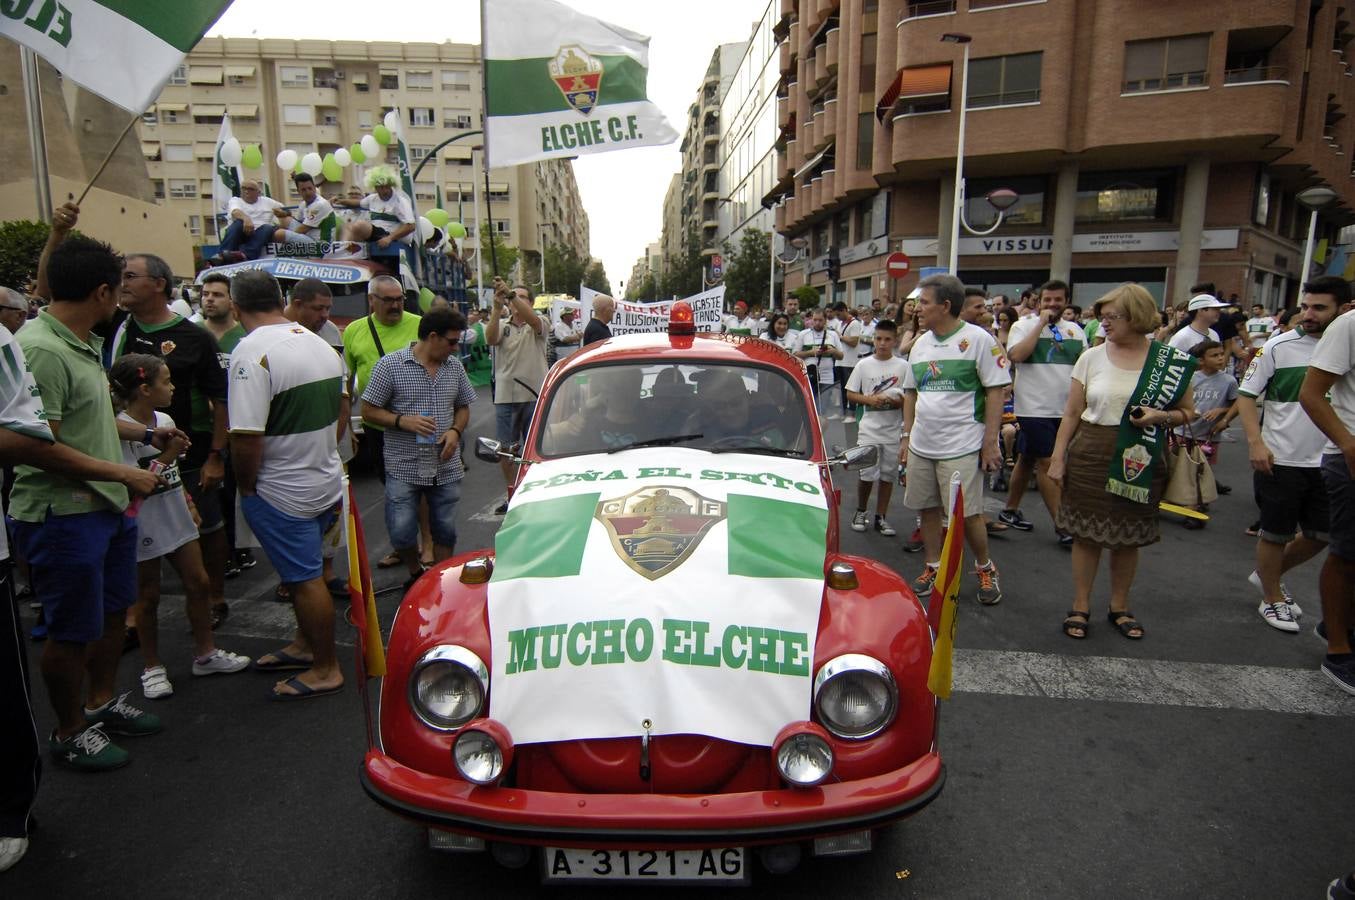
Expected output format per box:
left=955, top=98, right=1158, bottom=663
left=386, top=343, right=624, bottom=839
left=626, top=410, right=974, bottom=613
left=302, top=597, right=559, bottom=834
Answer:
left=719, top=1, right=782, bottom=256
left=769, top=0, right=1355, bottom=309
left=138, top=37, right=588, bottom=267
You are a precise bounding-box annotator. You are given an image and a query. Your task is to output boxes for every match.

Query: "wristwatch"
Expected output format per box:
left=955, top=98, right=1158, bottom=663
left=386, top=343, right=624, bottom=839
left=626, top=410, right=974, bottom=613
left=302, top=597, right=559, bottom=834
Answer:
left=143, top=427, right=155, bottom=445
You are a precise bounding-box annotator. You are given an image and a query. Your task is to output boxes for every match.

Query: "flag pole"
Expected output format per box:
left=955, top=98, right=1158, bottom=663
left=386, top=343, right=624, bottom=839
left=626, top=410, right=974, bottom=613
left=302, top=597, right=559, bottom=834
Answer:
left=20, top=47, right=53, bottom=223
left=75, top=112, right=142, bottom=207
left=478, top=0, right=499, bottom=279
left=472, top=146, right=485, bottom=302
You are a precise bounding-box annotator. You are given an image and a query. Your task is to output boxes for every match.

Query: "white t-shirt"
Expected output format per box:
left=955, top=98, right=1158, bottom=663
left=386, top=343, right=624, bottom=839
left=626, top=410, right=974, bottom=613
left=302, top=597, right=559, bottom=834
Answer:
left=1071, top=345, right=1143, bottom=427
left=228, top=194, right=284, bottom=228
left=228, top=323, right=346, bottom=518
left=0, top=326, right=53, bottom=561
left=1168, top=324, right=1218, bottom=355
left=119, top=411, right=198, bottom=562
left=797, top=326, right=841, bottom=384
left=1245, top=315, right=1276, bottom=349
left=1007, top=316, right=1085, bottom=418
left=837, top=318, right=864, bottom=369
left=768, top=331, right=799, bottom=353
left=1307, top=309, right=1355, bottom=455
left=296, top=195, right=338, bottom=239
left=361, top=190, right=416, bottom=242
left=902, top=321, right=1012, bottom=459
left=1238, top=329, right=1327, bottom=467
left=847, top=354, right=909, bottom=445
left=553, top=320, right=582, bottom=359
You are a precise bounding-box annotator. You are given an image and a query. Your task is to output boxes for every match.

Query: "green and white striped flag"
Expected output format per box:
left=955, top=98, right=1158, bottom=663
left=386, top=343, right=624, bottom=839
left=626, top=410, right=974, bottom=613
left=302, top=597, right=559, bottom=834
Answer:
left=0, top=1, right=235, bottom=114
left=482, top=0, right=678, bottom=168
left=487, top=449, right=829, bottom=747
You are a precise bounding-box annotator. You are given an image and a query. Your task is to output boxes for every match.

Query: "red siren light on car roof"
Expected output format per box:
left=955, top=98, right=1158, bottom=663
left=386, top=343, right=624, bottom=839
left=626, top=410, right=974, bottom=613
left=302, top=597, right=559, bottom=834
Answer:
left=669, top=300, right=696, bottom=335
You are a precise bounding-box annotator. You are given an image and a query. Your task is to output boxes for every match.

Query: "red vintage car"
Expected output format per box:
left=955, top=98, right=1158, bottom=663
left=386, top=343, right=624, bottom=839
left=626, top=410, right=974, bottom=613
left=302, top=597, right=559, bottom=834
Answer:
left=358, top=302, right=943, bottom=884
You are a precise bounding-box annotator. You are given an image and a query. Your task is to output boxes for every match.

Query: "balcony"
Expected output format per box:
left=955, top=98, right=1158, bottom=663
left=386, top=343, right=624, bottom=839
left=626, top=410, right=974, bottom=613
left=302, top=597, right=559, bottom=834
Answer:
left=803, top=117, right=818, bottom=150
left=1223, top=65, right=1289, bottom=85
left=825, top=27, right=839, bottom=74
left=778, top=95, right=790, bottom=127
left=816, top=0, right=837, bottom=21
left=789, top=20, right=802, bottom=55
left=814, top=47, right=830, bottom=85
left=703, top=128, right=720, bottom=145
left=821, top=98, right=837, bottom=145
left=900, top=0, right=956, bottom=21
left=780, top=39, right=793, bottom=75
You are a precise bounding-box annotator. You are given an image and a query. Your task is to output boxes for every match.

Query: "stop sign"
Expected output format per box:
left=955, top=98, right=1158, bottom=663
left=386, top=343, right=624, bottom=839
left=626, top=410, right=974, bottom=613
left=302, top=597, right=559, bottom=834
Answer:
left=886, top=251, right=911, bottom=279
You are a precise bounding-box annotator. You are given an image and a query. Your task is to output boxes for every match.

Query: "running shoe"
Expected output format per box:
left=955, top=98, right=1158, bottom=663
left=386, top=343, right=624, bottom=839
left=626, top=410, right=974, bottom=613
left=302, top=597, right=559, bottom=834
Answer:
left=1257, top=601, right=1299, bottom=633
left=997, top=508, right=1034, bottom=531
left=85, top=692, right=162, bottom=737
left=911, top=565, right=938, bottom=595
left=975, top=565, right=1003, bottom=606
left=50, top=724, right=128, bottom=772
left=192, top=649, right=251, bottom=676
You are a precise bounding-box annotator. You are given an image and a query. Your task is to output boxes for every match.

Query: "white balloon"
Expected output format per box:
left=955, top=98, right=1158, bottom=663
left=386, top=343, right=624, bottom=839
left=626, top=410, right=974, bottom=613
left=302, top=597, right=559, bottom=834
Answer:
left=334, top=148, right=352, bottom=167
left=276, top=149, right=298, bottom=170
left=417, top=216, right=435, bottom=242
left=301, top=152, right=323, bottom=177
left=219, top=138, right=242, bottom=167
left=383, top=110, right=401, bottom=133
left=360, top=134, right=381, bottom=158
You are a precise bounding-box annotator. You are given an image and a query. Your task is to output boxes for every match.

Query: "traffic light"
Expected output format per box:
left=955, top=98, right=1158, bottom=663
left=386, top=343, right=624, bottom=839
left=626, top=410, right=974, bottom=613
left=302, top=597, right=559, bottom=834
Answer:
left=827, top=245, right=841, bottom=284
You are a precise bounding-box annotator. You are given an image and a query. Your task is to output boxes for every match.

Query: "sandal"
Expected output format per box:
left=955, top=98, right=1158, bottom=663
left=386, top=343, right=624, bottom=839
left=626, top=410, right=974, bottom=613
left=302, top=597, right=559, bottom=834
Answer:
left=1107, top=610, right=1144, bottom=639
left=273, top=584, right=292, bottom=603
left=1062, top=609, right=1090, bottom=639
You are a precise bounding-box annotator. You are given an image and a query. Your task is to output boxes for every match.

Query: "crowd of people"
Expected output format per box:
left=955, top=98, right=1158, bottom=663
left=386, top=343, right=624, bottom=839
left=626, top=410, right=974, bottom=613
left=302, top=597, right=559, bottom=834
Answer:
left=3, top=199, right=1355, bottom=876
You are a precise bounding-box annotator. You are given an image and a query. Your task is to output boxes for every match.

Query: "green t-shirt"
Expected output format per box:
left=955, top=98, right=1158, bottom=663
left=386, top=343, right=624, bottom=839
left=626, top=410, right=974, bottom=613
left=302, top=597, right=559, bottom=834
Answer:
left=342, top=312, right=421, bottom=429
left=11, top=310, right=129, bottom=518
left=215, top=322, right=246, bottom=355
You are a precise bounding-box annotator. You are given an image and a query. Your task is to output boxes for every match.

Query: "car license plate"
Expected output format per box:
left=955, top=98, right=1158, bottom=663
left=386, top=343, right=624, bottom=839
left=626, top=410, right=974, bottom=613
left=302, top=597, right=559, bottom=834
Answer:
left=542, top=847, right=748, bottom=883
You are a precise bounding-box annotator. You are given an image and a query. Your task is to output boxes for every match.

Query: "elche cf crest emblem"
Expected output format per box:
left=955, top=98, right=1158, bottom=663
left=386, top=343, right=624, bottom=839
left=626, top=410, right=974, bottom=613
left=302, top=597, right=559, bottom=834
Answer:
left=549, top=45, right=604, bottom=115
left=1121, top=443, right=1152, bottom=483
left=596, top=487, right=726, bottom=580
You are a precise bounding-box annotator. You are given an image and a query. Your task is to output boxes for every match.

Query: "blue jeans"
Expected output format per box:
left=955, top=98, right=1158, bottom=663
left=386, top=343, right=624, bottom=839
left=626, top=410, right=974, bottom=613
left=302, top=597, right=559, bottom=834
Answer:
left=495, top=401, right=535, bottom=446
left=13, top=510, right=137, bottom=643
left=385, top=477, right=462, bottom=553
left=219, top=219, right=277, bottom=259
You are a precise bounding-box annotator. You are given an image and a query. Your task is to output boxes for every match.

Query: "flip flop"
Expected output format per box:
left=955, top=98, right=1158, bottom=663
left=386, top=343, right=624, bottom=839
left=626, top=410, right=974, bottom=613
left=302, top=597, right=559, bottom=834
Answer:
left=326, top=578, right=349, bottom=597
left=377, top=552, right=402, bottom=569
left=252, top=649, right=314, bottom=672
left=271, top=675, right=344, bottom=702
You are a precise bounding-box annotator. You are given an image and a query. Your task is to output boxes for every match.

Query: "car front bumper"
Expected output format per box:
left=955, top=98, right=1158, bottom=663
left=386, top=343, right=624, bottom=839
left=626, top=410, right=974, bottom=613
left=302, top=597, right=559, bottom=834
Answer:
left=361, top=750, right=944, bottom=846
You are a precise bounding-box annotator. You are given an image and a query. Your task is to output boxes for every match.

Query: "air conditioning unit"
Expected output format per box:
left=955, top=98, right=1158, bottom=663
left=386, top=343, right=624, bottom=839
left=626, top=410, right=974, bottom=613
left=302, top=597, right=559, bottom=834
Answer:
left=335, top=70, right=345, bottom=79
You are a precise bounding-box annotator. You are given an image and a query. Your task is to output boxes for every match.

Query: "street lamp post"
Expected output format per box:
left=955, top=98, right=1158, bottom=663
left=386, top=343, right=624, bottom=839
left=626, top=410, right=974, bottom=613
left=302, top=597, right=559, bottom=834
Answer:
left=941, top=33, right=972, bottom=275
left=1297, top=185, right=1339, bottom=284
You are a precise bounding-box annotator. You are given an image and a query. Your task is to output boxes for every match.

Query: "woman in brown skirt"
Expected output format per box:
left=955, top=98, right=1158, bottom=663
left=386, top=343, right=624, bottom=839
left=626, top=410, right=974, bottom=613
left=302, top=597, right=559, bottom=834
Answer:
left=1048, top=284, right=1196, bottom=639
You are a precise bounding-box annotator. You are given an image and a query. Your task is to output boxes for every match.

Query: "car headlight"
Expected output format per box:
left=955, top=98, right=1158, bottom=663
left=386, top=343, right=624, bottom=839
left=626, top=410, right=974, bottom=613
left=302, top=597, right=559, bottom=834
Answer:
left=813, top=654, right=898, bottom=739
left=453, top=720, right=513, bottom=785
left=773, top=722, right=834, bottom=787
left=408, top=646, right=488, bottom=731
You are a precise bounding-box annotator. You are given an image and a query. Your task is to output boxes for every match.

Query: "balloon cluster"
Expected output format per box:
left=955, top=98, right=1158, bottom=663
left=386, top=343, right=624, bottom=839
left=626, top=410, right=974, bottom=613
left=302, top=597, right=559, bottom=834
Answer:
left=219, top=137, right=262, bottom=170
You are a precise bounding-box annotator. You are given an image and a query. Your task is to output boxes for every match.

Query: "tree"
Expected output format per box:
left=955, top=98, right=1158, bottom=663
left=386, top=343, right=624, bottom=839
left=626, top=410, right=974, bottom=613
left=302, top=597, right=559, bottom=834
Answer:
left=583, top=260, right=611, bottom=295
left=470, top=231, right=519, bottom=286
left=721, top=228, right=771, bottom=309
left=629, top=271, right=657, bottom=300
left=0, top=219, right=56, bottom=291
left=791, top=284, right=821, bottom=306
left=658, top=228, right=704, bottom=299
left=543, top=242, right=587, bottom=295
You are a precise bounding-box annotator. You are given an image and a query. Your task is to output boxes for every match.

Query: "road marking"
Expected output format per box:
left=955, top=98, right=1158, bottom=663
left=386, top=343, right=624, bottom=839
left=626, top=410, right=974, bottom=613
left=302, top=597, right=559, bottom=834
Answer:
left=469, top=495, right=509, bottom=523
left=952, top=648, right=1353, bottom=717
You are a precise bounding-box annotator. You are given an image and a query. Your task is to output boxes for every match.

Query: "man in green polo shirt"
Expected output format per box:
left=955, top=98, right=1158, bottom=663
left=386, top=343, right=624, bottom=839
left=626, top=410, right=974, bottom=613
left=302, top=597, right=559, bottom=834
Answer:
left=15, top=228, right=187, bottom=771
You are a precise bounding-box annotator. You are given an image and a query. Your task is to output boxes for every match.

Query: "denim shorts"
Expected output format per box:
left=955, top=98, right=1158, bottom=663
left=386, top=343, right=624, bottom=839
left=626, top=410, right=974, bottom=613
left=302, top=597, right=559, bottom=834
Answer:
left=241, top=494, right=338, bottom=585
left=1321, top=453, right=1355, bottom=562
left=385, top=477, right=461, bottom=552
left=495, top=401, right=535, bottom=446
left=13, top=509, right=138, bottom=643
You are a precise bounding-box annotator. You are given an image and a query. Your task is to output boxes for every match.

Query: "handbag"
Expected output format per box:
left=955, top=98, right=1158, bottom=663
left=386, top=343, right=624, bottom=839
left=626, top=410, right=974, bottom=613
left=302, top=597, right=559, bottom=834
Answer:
left=1163, top=436, right=1218, bottom=507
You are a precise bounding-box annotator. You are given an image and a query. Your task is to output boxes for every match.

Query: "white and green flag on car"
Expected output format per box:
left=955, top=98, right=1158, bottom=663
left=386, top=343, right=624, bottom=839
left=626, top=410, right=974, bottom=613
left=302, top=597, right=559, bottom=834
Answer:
left=481, top=0, right=678, bottom=168
left=487, top=449, right=829, bottom=747
left=0, top=0, right=234, bottom=113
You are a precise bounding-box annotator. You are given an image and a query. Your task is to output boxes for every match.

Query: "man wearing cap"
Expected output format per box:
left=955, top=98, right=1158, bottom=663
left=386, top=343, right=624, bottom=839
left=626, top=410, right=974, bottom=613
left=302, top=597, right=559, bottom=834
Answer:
left=0, top=288, right=29, bottom=336
left=553, top=306, right=583, bottom=360
left=724, top=301, right=757, bottom=335
left=1169, top=293, right=1226, bottom=354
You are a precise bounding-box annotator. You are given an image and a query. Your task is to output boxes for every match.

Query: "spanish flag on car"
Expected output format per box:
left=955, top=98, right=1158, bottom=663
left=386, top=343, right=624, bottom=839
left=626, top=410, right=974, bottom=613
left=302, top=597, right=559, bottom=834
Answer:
left=345, top=481, right=386, bottom=677
left=926, top=474, right=964, bottom=699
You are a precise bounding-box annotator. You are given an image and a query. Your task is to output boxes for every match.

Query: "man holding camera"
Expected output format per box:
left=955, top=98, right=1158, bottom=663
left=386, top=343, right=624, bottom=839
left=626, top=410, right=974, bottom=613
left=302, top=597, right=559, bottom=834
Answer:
left=484, top=278, right=546, bottom=514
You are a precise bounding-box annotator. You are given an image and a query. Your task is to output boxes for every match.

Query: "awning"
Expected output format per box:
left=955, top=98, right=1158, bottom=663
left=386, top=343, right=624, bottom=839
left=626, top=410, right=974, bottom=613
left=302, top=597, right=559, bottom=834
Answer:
left=194, top=142, right=217, bottom=158
left=224, top=65, right=255, bottom=78
left=140, top=141, right=160, bottom=158
left=228, top=104, right=258, bottom=118
left=188, top=66, right=223, bottom=85
left=488, top=182, right=510, bottom=193
left=761, top=180, right=792, bottom=209
left=794, top=142, right=834, bottom=180
left=192, top=104, right=226, bottom=117
left=444, top=145, right=473, bottom=160
left=876, top=63, right=952, bottom=121
left=157, top=101, right=187, bottom=112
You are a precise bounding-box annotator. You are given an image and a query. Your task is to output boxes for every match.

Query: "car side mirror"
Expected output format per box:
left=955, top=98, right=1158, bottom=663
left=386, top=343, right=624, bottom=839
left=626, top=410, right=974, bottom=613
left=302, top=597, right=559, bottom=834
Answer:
left=831, top=444, right=878, bottom=469
left=475, top=436, right=521, bottom=464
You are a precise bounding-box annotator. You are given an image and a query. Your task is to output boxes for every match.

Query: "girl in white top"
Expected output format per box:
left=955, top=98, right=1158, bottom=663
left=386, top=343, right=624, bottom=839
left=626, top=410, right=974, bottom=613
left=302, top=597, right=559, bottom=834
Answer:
left=111, top=355, right=249, bottom=699
left=765, top=313, right=800, bottom=352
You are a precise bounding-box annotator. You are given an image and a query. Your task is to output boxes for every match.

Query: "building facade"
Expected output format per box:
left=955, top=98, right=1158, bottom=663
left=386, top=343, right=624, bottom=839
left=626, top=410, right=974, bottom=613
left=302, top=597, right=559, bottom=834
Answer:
left=770, top=0, right=1355, bottom=310
left=139, top=37, right=588, bottom=269
left=719, top=1, right=783, bottom=261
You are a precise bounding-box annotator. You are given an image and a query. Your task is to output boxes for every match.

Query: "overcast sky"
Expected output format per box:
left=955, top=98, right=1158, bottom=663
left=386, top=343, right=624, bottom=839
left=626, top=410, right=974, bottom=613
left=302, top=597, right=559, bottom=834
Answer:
left=210, top=0, right=768, bottom=291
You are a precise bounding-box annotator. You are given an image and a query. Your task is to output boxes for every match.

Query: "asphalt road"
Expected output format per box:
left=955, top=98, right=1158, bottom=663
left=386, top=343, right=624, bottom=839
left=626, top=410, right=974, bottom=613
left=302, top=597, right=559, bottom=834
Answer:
left=6, top=386, right=1353, bottom=898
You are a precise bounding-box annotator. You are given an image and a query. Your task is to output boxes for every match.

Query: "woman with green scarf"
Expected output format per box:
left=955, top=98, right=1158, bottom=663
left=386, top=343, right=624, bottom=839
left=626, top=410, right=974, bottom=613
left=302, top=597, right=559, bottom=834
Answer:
left=1048, top=284, right=1198, bottom=640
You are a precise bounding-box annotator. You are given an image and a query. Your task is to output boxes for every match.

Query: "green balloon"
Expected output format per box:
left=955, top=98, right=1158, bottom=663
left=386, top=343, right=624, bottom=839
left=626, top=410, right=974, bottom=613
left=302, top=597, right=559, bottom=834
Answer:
left=418, top=287, right=435, bottom=313
left=293, top=158, right=303, bottom=174
left=426, top=208, right=450, bottom=228
left=321, top=153, right=342, bottom=183
left=241, top=144, right=263, bottom=169
left=373, top=125, right=392, bottom=146
left=349, top=142, right=366, bottom=165
left=447, top=222, right=468, bottom=240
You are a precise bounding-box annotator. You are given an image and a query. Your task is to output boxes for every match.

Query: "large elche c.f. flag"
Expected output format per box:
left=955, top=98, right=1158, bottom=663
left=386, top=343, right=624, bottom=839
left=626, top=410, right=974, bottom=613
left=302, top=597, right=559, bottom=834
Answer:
left=0, top=1, right=235, bottom=114
left=482, top=0, right=678, bottom=168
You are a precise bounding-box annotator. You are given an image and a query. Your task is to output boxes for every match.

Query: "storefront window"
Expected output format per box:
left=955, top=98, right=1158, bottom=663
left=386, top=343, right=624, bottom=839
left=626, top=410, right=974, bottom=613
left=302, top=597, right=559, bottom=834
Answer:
left=1074, top=170, right=1176, bottom=223
left=964, top=175, right=1046, bottom=228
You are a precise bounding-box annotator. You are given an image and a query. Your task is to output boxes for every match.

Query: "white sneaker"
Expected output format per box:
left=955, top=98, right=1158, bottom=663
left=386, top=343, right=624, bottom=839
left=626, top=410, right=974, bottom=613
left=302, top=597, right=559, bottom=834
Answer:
left=1258, top=601, right=1300, bottom=633
left=850, top=510, right=868, bottom=532
left=875, top=516, right=897, bottom=537
left=1247, top=571, right=1302, bottom=618
left=192, top=649, right=251, bottom=676
left=140, top=665, right=173, bottom=699
left=0, top=836, right=28, bottom=873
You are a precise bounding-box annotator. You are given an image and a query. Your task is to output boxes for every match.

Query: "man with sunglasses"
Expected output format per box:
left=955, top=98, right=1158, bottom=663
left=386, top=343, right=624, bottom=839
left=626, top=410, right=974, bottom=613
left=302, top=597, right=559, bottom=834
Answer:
left=360, top=308, right=476, bottom=589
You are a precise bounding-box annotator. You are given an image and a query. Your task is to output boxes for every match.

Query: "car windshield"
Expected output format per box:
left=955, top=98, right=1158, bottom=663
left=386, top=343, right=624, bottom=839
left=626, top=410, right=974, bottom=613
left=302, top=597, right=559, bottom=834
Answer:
left=537, top=362, right=812, bottom=458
